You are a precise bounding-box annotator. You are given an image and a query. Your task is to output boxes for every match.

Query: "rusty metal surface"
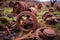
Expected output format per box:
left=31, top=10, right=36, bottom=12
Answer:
left=13, top=2, right=30, bottom=16
left=28, top=7, right=37, bottom=16
left=48, top=8, right=55, bottom=12
left=0, top=1, right=59, bottom=40
left=35, top=27, right=56, bottom=40
left=42, top=12, right=60, bottom=24
left=16, top=11, right=38, bottom=32
left=13, top=1, right=38, bottom=16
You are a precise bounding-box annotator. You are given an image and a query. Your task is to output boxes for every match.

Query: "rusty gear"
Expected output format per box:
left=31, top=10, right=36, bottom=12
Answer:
left=28, top=7, right=37, bottom=16
left=42, top=12, right=60, bottom=24
left=16, top=11, right=38, bottom=32
left=43, top=28, right=56, bottom=37
left=42, top=12, right=55, bottom=21
left=35, top=27, right=56, bottom=40
left=13, top=2, right=30, bottom=16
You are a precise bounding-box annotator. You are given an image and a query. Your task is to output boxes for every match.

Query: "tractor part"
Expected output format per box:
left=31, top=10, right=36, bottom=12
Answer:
left=35, top=27, right=56, bottom=40
left=28, top=7, right=37, bottom=16
left=42, top=12, right=60, bottom=24
left=13, top=2, right=29, bottom=16
left=42, top=12, right=55, bottom=21
left=16, top=11, right=38, bottom=32
left=42, top=12, right=57, bottom=24
left=48, top=8, right=55, bottom=12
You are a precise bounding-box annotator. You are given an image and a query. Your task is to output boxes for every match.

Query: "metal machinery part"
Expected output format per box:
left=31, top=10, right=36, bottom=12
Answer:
left=28, top=7, right=37, bottom=16
left=13, top=2, right=30, bottom=16
left=48, top=8, right=55, bottom=12
left=13, top=1, right=38, bottom=16
left=16, top=11, right=38, bottom=32
left=35, top=27, right=56, bottom=40
left=42, top=12, right=55, bottom=21
left=42, top=12, right=60, bottom=24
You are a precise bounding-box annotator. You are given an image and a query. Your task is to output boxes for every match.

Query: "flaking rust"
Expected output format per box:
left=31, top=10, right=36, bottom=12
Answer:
left=13, top=2, right=30, bottom=16
left=13, top=1, right=38, bottom=16
left=42, top=12, right=60, bottom=24
left=35, top=27, right=56, bottom=40
left=0, top=1, right=60, bottom=40
left=16, top=11, right=38, bottom=32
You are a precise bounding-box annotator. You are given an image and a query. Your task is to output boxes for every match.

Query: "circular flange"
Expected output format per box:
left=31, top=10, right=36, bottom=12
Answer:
left=43, top=28, right=56, bottom=37
left=35, top=27, right=56, bottom=40
left=13, top=2, right=29, bottom=16
left=16, top=11, right=38, bottom=32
